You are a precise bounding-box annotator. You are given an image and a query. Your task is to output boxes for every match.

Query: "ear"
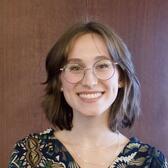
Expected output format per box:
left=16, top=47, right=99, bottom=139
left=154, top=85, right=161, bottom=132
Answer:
left=118, top=80, right=125, bottom=88
left=118, top=75, right=125, bottom=88
left=117, top=68, right=125, bottom=88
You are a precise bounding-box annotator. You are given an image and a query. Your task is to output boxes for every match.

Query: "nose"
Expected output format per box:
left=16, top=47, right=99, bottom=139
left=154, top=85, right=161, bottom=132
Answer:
left=81, top=68, right=98, bottom=88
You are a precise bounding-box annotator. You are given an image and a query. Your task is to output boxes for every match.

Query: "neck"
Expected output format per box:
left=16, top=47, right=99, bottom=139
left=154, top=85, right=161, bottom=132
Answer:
left=56, top=110, right=119, bottom=147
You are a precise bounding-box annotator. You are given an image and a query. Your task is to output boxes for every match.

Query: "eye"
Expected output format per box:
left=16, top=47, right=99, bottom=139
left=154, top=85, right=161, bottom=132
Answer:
left=97, top=63, right=110, bottom=69
left=95, top=61, right=112, bottom=70
left=66, top=64, right=83, bottom=73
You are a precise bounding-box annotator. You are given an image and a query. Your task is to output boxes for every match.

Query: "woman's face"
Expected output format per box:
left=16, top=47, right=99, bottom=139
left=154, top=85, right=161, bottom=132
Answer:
left=60, top=33, right=121, bottom=117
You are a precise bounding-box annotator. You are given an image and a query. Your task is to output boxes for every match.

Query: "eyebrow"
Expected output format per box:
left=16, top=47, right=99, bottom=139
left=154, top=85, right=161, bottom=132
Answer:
left=67, top=55, right=110, bottom=63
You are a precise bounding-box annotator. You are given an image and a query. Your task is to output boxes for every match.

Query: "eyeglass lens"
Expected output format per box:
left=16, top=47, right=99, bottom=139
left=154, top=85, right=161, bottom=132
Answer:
left=62, top=59, right=116, bottom=84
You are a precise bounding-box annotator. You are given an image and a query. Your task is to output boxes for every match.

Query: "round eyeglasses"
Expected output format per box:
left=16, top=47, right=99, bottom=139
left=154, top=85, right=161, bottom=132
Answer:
left=60, top=59, right=118, bottom=84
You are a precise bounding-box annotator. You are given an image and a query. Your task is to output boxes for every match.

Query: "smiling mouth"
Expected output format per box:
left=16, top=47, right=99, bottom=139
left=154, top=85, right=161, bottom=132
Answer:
left=77, top=92, right=104, bottom=100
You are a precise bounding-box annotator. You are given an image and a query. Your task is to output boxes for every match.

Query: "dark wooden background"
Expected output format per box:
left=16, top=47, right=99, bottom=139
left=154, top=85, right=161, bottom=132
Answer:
left=1, top=0, right=168, bottom=167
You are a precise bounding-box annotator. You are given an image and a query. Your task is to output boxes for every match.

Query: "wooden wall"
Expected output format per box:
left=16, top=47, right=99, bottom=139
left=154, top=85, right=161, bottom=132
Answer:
left=1, top=0, right=168, bottom=167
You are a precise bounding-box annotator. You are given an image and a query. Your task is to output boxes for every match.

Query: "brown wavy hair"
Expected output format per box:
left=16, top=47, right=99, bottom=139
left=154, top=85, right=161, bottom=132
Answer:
left=42, top=21, right=141, bottom=131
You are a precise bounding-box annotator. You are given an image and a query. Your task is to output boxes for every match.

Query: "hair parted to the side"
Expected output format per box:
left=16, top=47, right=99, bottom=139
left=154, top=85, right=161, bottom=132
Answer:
left=42, top=21, right=141, bottom=132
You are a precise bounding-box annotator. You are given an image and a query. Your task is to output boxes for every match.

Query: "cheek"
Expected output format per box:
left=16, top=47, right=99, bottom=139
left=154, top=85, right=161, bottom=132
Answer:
left=61, top=85, right=74, bottom=108
left=106, top=77, right=120, bottom=99
left=61, top=76, right=76, bottom=104
left=60, top=75, right=69, bottom=93
left=112, top=86, right=119, bottom=99
left=62, top=81, right=74, bottom=97
left=60, top=74, right=72, bottom=90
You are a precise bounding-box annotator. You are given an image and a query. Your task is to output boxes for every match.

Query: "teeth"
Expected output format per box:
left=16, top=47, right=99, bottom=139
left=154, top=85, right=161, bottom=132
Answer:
left=78, top=92, right=102, bottom=99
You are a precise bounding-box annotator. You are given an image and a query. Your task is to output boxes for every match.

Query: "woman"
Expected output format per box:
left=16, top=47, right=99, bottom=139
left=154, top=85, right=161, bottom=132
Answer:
left=8, top=22, right=167, bottom=168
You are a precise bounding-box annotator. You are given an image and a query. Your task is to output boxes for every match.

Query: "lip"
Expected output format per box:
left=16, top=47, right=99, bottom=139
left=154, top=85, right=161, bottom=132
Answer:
left=77, top=91, right=105, bottom=103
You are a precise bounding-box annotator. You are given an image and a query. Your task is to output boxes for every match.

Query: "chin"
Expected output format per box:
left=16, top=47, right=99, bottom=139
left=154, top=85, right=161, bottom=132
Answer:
left=79, top=109, right=107, bottom=117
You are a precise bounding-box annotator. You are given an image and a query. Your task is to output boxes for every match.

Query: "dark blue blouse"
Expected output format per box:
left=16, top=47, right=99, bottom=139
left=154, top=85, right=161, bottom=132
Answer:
left=8, top=128, right=168, bottom=168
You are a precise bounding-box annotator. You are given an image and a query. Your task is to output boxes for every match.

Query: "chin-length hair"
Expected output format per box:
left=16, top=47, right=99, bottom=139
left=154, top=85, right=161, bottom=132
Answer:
left=42, top=21, right=140, bottom=132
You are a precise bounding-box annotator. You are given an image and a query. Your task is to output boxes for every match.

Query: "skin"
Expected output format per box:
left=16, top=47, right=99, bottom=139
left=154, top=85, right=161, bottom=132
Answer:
left=55, top=33, right=129, bottom=168
left=61, top=33, right=120, bottom=117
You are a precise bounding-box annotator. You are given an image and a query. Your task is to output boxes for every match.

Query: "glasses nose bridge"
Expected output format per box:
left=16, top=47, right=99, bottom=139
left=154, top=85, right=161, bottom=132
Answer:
left=84, top=66, right=93, bottom=72
left=83, top=66, right=95, bottom=77
left=81, top=66, right=98, bottom=83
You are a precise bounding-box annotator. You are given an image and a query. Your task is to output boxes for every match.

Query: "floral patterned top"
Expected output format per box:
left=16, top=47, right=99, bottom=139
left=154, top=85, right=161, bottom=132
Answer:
left=8, top=128, right=168, bottom=168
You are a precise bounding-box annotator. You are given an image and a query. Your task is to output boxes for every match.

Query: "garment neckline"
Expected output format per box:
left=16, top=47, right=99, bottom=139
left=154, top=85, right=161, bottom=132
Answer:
left=46, top=128, right=139, bottom=167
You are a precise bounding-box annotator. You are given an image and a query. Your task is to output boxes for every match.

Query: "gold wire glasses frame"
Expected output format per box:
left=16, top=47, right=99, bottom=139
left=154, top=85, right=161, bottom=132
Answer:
left=60, top=59, right=118, bottom=84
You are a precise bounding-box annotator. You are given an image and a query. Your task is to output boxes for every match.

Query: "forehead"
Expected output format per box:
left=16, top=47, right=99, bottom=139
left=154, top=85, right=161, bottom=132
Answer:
left=67, top=33, right=111, bottom=62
